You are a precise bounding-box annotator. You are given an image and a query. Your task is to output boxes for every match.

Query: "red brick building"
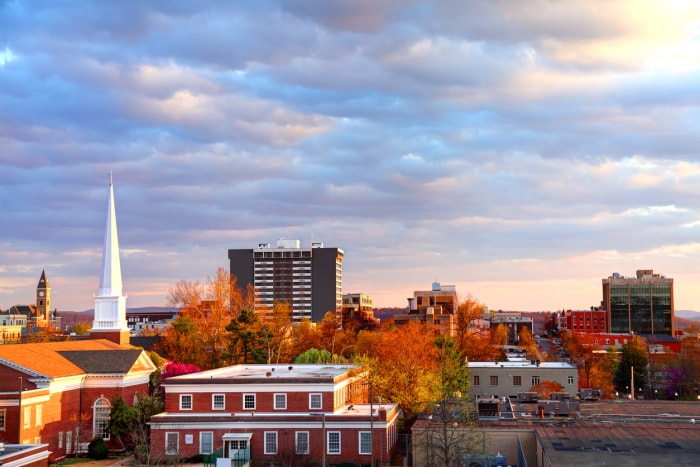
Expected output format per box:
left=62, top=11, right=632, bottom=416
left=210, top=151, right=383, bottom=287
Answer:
left=150, top=364, right=401, bottom=465
left=564, top=309, right=608, bottom=334
left=0, top=339, right=156, bottom=459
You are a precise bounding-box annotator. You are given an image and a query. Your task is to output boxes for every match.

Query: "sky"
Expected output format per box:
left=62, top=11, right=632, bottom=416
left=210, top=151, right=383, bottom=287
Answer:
left=2, top=1, right=700, bottom=314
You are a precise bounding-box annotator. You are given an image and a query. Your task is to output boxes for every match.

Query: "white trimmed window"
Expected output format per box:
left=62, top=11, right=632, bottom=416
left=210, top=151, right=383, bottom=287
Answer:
left=309, top=393, right=322, bottom=410
left=359, top=431, right=372, bottom=455
left=295, top=431, right=309, bottom=454
left=243, top=394, right=255, bottom=410
left=24, top=406, right=31, bottom=428
left=568, top=376, right=574, bottom=385
left=212, top=394, right=225, bottom=410
left=93, top=397, right=111, bottom=439
left=58, top=431, right=63, bottom=449
left=200, top=432, right=213, bottom=454
left=180, top=394, right=193, bottom=410
left=166, top=432, right=179, bottom=455
left=0, top=408, right=5, bottom=430
left=66, top=431, right=73, bottom=453
left=532, top=376, right=540, bottom=386
left=36, top=404, right=42, bottom=426
left=274, top=393, right=287, bottom=410
left=264, top=432, right=278, bottom=454
left=327, top=431, right=341, bottom=455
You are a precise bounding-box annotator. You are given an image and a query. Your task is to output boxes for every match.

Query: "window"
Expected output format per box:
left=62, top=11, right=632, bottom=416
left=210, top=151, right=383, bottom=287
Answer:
left=180, top=394, right=193, bottom=410
left=274, top=393, right=287, bottom=410
left=473, top=375, right=480, bottom=386
left=328, top=432, right=341, bottom=455
left=264, top=432, right=278, bottom=454
left=568, top=376, right=574, bottom=385
left=212, top=394, right=225, bottom=410
left=532, top=376, right=540, bottom=386
left=359, top=431, right=372, bottom=455
left=243, top=394, right=255, bottom=410
left=36, top=404, right=42, bottom=426
left=58, top=431, right=63, bottom=449
left=166, top=432, right=179, bottom=455
left=0, top=408, right=5, bottom=430
left=605, top=339, right=610, bottom=345
left=513, top=375, right=521, bottom=386
left=309, top=393, right=322, bottom=410
left=93, top=397, right=111, bottom=439
left=489, top=375, right=498, bottom=386
left=295, top=431, right=309, bottom=454
left=24, top=407, right=31, bottom=428
left=200, top=432, right=213, bottom=454
left=66, top=431, right=73, bottom=453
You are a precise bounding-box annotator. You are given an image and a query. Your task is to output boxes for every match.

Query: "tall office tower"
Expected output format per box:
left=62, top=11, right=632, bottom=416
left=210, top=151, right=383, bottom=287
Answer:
left=602, top=269, right=674, bottom=335
left=228, top=239, right=344, bottom=323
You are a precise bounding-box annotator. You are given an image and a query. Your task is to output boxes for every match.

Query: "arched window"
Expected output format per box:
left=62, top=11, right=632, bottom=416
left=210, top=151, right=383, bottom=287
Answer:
left=93, top=397, right=111, bottom=440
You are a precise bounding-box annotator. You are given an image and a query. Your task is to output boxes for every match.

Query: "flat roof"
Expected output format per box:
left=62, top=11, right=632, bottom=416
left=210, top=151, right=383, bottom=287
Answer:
left=165, top=364, right=358, bottom=382
left=468, top=361, right=576, bottom=369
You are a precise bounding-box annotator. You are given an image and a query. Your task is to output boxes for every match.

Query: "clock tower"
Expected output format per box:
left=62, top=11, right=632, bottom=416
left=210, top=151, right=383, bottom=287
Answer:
left=36, top=269, right=50, bottom=323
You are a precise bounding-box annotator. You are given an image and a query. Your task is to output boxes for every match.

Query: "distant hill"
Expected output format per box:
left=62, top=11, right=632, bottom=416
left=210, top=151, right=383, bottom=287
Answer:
left=675, top=309, right=700, bottom=320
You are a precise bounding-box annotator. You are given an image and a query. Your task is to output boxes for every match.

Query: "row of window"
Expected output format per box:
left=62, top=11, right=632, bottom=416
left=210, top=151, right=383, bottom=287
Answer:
left=572, top=316, right=605, bottom=322
left=165, top=431, right=372, bottom=456
left=179, top=393, right=323, bottom=411
left=473, top=375, right=575, bottom=386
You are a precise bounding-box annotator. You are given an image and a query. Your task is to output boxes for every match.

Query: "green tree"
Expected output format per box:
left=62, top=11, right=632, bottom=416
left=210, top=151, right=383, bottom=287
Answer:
left=226, top=308, right=266, bottom=364
left=419, top=336, right=483, bottom=467
left=614, top=336, right=649, bottom=396
left=294, top=348, right=332, bottom=364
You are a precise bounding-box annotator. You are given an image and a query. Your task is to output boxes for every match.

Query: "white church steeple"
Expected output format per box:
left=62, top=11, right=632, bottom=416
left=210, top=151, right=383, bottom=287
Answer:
left=91, top=174, right=130, bottom=345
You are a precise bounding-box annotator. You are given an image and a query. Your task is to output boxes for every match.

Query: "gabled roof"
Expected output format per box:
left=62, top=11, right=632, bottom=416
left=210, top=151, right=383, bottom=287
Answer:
left=0, top=339, right=154, bottom=378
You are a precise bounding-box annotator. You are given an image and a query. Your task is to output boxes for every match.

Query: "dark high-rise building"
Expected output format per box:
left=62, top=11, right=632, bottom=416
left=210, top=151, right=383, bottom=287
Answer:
left=228, top=239, right=343, bottom=322
left=602, top=269, right=674, bottom=335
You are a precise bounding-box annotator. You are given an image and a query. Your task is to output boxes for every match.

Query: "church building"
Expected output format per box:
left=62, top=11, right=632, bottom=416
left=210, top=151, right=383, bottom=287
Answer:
left=0, top=178, right=156, bottom=460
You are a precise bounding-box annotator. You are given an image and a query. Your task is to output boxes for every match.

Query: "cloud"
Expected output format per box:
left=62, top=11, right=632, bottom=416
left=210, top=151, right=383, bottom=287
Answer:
left=1, top=1, right=700, bottom=313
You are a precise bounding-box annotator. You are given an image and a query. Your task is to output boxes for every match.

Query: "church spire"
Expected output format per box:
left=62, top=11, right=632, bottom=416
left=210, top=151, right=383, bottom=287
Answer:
left=99, top=174, right=123, bottom=296
left=92, top=175, right=130, bottom=345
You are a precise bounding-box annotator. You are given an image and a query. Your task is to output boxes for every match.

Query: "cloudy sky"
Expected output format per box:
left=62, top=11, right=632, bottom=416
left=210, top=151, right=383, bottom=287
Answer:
left=2, top=1, right=700, bottom=314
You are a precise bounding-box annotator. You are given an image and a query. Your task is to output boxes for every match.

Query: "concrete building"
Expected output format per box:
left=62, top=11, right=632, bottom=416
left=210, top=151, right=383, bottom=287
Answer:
left=228, top=239, right=344, bottom=323
left=490, top=312, right=534, bottom=346
left=149, top=364, right=400, bottom=466
left=602, top=269, right=674, bottom=335
left=393, top=282, right=458, bottom=336
left=407, top=282, right=458, bottom=316
left=341, top=293, right=379, bottom=329
left=467, top=361, right=579, bottom=399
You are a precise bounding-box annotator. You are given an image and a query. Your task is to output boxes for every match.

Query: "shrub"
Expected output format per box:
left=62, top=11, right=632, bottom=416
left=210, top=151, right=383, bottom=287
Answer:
left=88, top=437, right=109, bottom=460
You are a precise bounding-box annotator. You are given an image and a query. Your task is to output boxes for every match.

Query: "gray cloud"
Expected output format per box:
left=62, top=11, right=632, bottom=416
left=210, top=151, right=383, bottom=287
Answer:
left=2, top=1, right=700, bottom=312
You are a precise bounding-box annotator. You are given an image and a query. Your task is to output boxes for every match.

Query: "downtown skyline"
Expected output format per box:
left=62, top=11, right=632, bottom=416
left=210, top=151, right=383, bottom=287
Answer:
left=2, top=2, right=700, bottom=313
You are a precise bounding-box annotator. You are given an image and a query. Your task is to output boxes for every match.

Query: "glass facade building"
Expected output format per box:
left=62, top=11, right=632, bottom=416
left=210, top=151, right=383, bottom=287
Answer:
left=602, top=270, right=674, bottom=335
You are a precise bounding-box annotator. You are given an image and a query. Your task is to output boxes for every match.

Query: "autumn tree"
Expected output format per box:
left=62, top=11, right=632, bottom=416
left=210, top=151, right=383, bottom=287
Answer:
left=454, top=295, right=486, bottom=353
left=666, top=330, right=700, bottom=399
left=562, top=332, right=613, bottom=393
left=517, top=326, right=538, bottom=359
left=156, top=314, right=205, bottom=368
left=258, top=301, right=294, bottom=364
left=355, top=322, right=439, bottom=418
left=529, top=380, right=564, bottom=399
left=288, top=318, right=322, bottom=359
